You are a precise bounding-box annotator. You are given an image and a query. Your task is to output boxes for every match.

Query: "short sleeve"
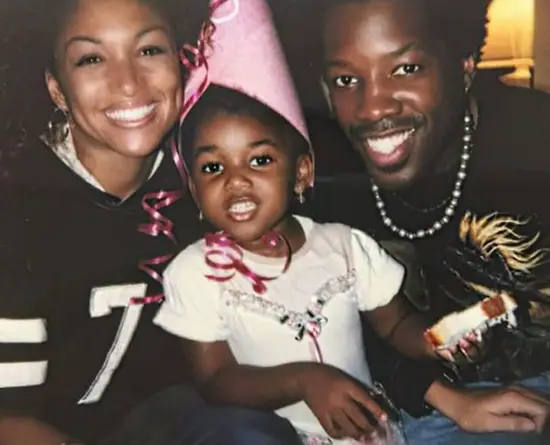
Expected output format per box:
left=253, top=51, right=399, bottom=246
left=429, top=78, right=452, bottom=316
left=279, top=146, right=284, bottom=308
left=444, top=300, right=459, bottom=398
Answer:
left=351, top=229, right=405, bottom=311
left=154, top=244, right=229, bottom=342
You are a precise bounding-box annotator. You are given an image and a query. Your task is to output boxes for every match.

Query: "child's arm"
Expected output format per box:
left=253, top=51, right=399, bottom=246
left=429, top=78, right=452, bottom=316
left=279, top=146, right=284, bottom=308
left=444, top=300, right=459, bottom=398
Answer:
left=349, top=230, right=436, bottom=359
left=181, top=338, right=387, bottom=440
left=182, top=337, right=309, bottom=409
left=363, top=292, right=436, bottom=359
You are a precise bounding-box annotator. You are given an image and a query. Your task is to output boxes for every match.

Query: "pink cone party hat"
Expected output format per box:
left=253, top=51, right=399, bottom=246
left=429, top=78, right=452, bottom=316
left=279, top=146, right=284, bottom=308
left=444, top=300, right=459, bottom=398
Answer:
left=179, top=0, right=310, bottom=146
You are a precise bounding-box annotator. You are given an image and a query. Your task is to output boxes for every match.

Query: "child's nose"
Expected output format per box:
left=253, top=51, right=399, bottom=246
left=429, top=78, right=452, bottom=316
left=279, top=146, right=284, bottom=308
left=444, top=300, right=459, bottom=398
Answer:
left=225, top=170, right=252, bottom=190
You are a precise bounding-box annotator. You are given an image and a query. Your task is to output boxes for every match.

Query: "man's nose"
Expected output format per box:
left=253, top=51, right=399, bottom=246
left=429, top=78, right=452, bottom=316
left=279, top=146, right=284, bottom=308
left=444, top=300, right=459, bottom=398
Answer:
left=355, top=78, right=402, bottom=123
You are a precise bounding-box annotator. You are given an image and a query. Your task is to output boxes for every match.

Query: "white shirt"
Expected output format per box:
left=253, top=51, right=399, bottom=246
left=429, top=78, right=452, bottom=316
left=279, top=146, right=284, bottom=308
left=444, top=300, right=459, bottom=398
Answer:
left=42, top=129, right=164, bottom=194
left=155, top=216, right=404, bottom=443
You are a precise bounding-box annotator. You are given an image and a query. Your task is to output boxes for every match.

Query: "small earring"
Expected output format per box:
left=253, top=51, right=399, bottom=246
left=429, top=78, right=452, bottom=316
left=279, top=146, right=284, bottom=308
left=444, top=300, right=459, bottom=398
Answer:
left=198, top=210, right=203, bottom=221
left=47, top=107, right=70, bottom=144
left=297, top=190, right=305, bottom=204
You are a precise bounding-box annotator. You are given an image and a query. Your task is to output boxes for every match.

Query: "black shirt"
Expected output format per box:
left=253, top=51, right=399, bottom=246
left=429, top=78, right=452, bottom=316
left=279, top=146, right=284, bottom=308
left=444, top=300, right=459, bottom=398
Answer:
left=0, top=139, right=204, bottom=442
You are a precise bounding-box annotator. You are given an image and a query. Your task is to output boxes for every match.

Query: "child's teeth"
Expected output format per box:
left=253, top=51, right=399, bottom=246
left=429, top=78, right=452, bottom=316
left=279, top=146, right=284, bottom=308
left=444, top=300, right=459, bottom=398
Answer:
left=229, top=201, right=256, bottom=214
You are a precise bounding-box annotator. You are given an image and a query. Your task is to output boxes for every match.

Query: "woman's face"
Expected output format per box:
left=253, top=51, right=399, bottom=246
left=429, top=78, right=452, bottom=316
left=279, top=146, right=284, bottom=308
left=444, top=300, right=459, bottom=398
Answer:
left=46, top=0, right=182, bottom=159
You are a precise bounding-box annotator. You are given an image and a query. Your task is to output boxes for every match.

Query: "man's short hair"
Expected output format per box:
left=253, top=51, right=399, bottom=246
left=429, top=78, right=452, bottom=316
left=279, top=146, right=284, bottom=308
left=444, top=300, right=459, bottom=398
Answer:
left=320, top=0, right=492, bottom=62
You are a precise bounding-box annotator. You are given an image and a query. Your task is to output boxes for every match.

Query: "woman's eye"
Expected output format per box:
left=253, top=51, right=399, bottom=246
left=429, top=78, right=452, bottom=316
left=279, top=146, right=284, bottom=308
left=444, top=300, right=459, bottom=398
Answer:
left=76, top=55, right=102, bottom=67
left=141, top=46, right=166, bottom=57
left=332, top=75, right=359, bottom=88
left=250, top=155, right=273, bottom=167
left=200, top=162, right=224, bottom=174
left=393, top=64, right=422, bottom=76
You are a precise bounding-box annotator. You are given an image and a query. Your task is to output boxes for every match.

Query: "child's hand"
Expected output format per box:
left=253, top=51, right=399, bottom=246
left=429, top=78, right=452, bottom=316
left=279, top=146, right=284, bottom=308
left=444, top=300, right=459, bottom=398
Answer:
left=298, top=364, right=388, bottom=442
left=436, top=329, right=490, bottom=365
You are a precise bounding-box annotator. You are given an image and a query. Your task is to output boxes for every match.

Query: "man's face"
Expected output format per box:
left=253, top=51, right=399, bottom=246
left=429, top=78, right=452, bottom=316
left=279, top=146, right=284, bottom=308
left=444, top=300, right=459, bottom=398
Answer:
left=323, top=0, right=465, bottom=190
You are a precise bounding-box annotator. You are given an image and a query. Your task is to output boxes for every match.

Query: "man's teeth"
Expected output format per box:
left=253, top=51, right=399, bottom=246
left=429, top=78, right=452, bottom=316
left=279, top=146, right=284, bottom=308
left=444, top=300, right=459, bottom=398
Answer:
left=229, top=201, right=257, bottom=214
left=106, top=104, right=156, bottom=121
left=367, top=129, right=415, bottom=154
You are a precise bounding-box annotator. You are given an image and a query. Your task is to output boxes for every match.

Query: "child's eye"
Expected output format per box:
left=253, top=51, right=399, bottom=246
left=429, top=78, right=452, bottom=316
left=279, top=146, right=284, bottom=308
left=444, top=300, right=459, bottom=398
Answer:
left=141, top=46, right=166, bottom=57
left=393, top=64, right=422, bottom=76
left=250, top=155, right=273, bottom=167
left=200, top=162, right=224, bottom=174
left=75, top=55, right=102, bottom=67
left=332, top=75, right=359, bottom=88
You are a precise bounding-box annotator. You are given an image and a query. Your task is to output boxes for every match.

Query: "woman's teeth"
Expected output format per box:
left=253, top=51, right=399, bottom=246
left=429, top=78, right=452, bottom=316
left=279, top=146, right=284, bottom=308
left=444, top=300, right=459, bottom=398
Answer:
left=106, top=104, right=156, bottom=122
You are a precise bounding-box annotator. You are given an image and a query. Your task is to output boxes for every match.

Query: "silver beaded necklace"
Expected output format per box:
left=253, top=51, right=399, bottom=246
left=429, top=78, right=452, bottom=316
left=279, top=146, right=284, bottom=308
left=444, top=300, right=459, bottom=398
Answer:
left=371, top=112, right=474, bottom=240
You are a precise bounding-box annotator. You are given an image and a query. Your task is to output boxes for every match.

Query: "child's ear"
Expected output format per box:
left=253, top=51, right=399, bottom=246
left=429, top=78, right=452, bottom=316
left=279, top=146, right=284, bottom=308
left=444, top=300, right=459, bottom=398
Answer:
left=294, top=154, right=314, bottom=196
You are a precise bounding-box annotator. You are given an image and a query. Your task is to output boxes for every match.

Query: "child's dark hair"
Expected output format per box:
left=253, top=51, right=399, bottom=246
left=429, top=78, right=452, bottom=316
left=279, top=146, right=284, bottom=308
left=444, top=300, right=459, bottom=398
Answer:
left=180, top=85, right=310, bottom=169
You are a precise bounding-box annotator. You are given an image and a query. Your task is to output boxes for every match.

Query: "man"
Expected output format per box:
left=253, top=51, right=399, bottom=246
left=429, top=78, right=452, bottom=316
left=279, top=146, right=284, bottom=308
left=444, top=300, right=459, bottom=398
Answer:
left=306, top=0, right=550, bottom=443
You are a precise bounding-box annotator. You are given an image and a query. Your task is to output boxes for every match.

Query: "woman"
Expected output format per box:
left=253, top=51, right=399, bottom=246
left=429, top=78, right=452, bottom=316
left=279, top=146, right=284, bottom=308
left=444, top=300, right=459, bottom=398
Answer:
left=0, top=0, right=301, bottom=444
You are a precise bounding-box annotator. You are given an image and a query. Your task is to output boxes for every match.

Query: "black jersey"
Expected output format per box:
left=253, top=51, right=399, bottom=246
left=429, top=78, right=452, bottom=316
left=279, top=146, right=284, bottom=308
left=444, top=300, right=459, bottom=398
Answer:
left=0, top=139, right=205, bottom=442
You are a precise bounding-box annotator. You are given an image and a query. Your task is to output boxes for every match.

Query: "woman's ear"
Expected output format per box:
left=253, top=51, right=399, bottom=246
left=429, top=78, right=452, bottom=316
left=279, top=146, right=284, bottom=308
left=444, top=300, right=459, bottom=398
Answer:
left=45, top=70, right=68, bottom=111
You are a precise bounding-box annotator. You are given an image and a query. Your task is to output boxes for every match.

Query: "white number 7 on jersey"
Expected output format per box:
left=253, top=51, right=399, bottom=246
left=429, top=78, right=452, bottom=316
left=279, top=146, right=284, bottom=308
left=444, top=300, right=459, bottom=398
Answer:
left=78, top=283, right=147, bottom=405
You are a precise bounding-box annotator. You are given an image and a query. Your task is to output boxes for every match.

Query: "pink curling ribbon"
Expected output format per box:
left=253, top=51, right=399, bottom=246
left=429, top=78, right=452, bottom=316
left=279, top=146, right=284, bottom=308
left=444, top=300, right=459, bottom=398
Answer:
left=133, top=1, right=227, bottom=305
left=131, top=191, right=183, bottom=305
left=295, top=311, right=327, bottom=363
left=203, top=231, right=291, bottom=294
left=171, top=0, right=227, bottom=183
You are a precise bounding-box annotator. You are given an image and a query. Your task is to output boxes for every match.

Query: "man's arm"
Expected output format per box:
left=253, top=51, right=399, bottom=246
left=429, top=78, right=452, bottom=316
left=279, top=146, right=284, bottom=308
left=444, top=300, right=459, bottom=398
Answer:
left=363, top=292, right=435, bottom=359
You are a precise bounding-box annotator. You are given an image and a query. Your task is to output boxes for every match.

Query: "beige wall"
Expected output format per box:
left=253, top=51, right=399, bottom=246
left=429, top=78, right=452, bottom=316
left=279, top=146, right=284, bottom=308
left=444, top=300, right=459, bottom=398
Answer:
left=535, top=0, right=550, bottom=91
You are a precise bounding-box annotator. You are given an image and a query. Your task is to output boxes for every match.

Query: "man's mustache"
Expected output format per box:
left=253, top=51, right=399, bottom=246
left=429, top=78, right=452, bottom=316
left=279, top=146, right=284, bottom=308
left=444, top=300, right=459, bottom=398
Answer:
left=349, top=115, right=425, bottom=141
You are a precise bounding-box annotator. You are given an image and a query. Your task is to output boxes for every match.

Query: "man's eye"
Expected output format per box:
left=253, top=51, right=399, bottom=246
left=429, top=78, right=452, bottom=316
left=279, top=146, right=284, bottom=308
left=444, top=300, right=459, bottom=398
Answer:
left=200, top=162, right=224, bottom=174
left=76, top=55, right=102, bottom=67
left=332, top=75, right=359, bottom=88
left=141, top=46, right=166, bottom=57
left=393, top=64, right=422, bottom=76
left=250, top=155, right=273, bottom=167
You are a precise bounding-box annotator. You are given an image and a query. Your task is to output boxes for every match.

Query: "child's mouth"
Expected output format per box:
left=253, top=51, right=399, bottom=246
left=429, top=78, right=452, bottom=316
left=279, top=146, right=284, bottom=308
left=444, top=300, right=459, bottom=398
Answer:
left=227, top=199, right=258, bottom=222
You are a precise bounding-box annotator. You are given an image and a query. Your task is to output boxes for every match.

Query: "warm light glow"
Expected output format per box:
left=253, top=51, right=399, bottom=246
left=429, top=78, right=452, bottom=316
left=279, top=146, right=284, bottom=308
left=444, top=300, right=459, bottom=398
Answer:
left=478, top=0, right=534, bottom=86
left=481, top=0, right=534, bottom=61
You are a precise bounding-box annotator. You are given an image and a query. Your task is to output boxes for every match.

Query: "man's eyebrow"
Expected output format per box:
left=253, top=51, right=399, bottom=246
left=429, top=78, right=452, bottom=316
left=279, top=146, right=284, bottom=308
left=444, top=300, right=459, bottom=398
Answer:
left=390, top=41, right=420, bottom=57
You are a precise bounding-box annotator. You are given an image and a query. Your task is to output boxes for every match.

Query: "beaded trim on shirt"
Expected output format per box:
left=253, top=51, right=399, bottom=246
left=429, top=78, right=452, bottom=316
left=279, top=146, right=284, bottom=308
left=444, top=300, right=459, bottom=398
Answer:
left=297, top=430, right=334, bottom=445
left=224, top=270, right=356, bottom=340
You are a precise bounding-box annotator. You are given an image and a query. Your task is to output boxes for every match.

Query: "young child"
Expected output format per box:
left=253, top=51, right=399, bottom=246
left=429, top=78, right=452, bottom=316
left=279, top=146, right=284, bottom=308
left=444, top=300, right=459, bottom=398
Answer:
left=155, top=1, right=437, bottom=444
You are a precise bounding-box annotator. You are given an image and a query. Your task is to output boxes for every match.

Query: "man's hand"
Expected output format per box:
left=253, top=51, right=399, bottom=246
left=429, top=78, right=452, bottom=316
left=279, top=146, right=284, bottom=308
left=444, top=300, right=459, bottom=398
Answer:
left=298, top=364, right=388, bottom=441
left=426, top=380, right=550, bottom=434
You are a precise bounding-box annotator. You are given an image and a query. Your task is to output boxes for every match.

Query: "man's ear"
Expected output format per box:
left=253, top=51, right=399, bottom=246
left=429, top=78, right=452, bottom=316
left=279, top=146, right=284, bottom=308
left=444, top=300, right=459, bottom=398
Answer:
left=294, top=154, right=314, bottom=196
left=463, top=56, right=477, bottom=93
left=45, top=70, right=68, bottom=111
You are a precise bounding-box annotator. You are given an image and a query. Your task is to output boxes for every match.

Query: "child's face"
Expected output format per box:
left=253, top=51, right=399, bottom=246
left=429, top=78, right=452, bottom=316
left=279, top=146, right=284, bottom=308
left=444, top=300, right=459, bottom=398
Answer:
left=188, top=112, right=312, bottom=246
